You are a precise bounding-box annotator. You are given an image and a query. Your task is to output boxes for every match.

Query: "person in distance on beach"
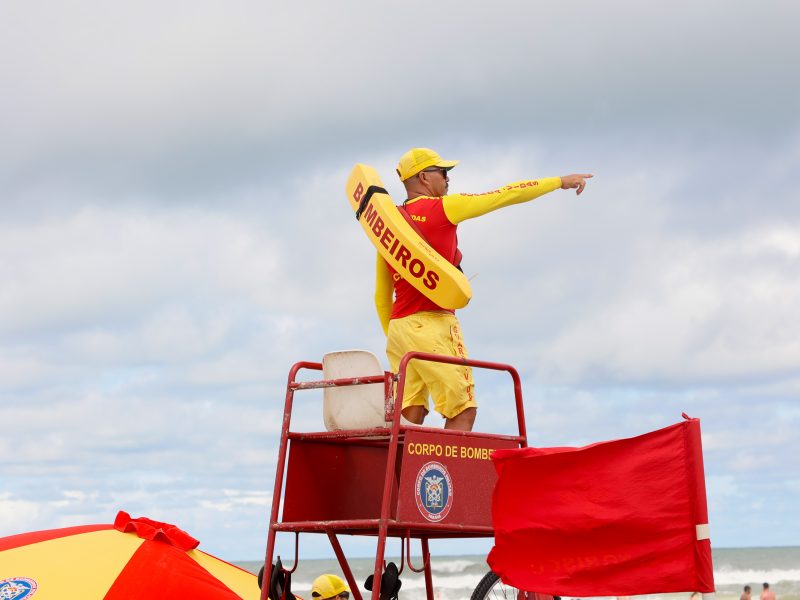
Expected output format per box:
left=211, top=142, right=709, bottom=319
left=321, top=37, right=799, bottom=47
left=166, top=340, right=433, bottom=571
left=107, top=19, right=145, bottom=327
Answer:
left=375, top=147, right=592, bottom=431
left=760, top=582, right=776, bottom=600
left=741, top=585, right=752, bottom=600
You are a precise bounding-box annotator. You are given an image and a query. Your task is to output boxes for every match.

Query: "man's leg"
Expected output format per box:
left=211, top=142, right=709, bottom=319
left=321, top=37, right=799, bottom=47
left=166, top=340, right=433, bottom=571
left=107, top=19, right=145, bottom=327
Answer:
left=402, top=405, right=427, bottom=425
left=387, top=314, right=431, bottom=425
left=444, top=407, right=476, bottom=431
left=426, top=315, right=476, bottom=431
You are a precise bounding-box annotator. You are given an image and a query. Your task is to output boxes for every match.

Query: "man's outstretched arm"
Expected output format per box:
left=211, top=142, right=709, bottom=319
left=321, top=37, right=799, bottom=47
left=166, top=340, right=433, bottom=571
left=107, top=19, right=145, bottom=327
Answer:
left=443, top=173, right=593, bottom=223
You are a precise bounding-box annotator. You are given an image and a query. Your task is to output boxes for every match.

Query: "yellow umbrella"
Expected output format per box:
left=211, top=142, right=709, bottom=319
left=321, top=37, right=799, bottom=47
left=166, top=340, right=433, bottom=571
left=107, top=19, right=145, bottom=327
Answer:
left=0, top=511, right=260, bottom=599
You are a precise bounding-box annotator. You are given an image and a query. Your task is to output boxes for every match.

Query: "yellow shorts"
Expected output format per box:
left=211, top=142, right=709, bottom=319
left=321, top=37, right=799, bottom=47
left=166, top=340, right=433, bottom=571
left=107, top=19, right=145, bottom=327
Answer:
left=386, top=311, right=476, bottom=420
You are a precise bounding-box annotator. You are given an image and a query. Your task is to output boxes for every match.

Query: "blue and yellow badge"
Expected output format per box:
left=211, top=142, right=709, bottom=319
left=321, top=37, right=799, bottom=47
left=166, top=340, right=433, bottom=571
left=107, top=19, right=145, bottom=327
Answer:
left=0, top=578, right=38, bottom=599
left=415, top=461, right=453, bottom=522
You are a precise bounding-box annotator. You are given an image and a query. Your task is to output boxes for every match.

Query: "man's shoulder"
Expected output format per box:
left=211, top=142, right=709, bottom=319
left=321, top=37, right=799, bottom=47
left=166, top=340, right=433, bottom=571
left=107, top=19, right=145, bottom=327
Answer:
left=402, top=196, right=447, bottom=219
left=404, top=195, right=444, bottom=206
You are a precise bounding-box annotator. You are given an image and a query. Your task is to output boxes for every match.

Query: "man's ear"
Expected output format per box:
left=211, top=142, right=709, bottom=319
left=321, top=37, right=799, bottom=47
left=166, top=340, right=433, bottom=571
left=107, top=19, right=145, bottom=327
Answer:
left=417, top=171, right=431, bottom=190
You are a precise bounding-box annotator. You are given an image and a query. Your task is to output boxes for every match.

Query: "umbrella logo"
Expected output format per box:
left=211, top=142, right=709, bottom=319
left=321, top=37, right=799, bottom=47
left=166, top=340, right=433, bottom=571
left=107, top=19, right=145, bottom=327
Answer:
left=0, top=578, right=38, bottom=599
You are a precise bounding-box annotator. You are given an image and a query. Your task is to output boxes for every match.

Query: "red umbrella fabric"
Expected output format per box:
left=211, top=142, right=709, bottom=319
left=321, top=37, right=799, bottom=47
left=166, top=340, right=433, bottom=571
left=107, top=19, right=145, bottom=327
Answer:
left=0, top=510, right=260, bottom=599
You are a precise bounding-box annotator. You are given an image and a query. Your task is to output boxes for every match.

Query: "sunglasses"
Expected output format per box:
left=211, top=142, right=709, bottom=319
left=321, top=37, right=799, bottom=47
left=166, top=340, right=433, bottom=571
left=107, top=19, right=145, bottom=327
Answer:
left=421, top=167, right=448, bottom=178
left=312, top=592, right=349, bottom=599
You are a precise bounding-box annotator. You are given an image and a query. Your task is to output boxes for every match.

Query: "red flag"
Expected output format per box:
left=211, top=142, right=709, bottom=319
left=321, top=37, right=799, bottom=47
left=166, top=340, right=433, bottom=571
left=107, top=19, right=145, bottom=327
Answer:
left=488, top=417, right=714, bottom=596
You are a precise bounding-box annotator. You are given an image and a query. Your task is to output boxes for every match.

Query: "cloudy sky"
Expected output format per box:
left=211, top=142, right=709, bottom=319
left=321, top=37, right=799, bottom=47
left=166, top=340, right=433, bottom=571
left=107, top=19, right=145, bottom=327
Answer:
left=1, top=0, right=798, bottom=563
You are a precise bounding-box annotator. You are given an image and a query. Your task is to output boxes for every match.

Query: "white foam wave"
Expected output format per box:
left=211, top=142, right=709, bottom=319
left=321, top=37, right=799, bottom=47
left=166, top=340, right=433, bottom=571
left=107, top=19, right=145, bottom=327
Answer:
left=713, top=568, right=800, bottom=585
left=399, top=572, right=487, bottom=590
left=290, top=567, right=800, bottom=587
left=433, top=559, right=480, bottom=574
left=248, top=551, right=800, bottom=599
left=291, top=573, right=481, bottom=600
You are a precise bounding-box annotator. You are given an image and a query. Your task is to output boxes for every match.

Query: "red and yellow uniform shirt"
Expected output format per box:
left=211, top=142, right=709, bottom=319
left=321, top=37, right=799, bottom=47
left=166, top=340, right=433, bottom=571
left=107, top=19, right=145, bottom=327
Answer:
left=375, top=177, right=562, bottom=333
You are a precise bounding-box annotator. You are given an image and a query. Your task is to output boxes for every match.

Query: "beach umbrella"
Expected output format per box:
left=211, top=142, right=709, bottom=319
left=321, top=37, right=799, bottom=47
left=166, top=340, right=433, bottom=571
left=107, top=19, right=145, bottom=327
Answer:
left=0, top=510, right=260, bottom=599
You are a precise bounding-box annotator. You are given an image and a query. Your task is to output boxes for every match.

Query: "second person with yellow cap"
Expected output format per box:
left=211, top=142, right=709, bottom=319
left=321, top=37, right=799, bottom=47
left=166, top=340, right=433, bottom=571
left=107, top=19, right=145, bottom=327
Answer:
left=311, top=574, right=350, bottom=599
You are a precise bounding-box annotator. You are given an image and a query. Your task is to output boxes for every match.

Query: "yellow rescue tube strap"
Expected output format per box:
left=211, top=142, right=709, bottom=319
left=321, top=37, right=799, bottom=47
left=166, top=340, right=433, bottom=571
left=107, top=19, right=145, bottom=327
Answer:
left=355, top=185, right=388, bottom=220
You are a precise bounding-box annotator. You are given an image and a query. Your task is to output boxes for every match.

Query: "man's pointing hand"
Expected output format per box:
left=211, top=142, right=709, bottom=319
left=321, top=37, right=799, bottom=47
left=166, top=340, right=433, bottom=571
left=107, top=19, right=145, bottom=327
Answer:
left=560, top=173, right=594, bottom=195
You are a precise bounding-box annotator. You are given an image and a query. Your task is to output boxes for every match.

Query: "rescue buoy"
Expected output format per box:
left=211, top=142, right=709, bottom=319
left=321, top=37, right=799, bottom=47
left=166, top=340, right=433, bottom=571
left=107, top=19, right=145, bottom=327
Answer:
left=346, top=163, right=471, bottom=310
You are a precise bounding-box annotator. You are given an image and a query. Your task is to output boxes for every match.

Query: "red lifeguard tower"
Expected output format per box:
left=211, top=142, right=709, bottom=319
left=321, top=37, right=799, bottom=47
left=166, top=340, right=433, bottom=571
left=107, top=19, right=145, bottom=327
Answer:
left=261, top=350, right=531, bottom=600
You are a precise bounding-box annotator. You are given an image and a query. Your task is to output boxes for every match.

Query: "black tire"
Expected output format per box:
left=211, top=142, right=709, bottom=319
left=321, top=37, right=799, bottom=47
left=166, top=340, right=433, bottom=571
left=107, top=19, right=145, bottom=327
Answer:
left=470, top=571, right=561, bottom=600
left=470, top=571, right=513, bottom=600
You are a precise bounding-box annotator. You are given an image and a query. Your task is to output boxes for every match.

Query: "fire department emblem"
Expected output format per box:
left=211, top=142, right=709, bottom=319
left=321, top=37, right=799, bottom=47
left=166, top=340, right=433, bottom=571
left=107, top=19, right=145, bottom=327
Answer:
left=415, top=461, right=453, bottom=522
left=0, top=578, right=38, bottom=600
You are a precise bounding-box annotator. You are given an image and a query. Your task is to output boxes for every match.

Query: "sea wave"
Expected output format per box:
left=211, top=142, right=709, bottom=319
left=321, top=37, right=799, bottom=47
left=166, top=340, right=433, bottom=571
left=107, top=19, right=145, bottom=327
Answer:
left=238, top=549, right=800, bottom=600
left=713, top=567, right=800, bottom=585
left=400, top=573, right=490, bottom=590
left=432, top=559, right=481, bottom=574
left=291, top=572, right=484, bottom=591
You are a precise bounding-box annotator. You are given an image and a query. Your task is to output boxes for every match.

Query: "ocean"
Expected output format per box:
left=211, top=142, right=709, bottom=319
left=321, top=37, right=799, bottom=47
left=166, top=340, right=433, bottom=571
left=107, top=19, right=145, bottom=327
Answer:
left=236, top=547, right=800, bottom=600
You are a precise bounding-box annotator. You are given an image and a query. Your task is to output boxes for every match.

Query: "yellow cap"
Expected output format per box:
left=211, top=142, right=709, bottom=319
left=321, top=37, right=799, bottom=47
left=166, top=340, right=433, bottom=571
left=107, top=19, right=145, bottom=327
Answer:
left=396, top=148, right=459, bottom=181
left=311, top=574, right=349, bottom=598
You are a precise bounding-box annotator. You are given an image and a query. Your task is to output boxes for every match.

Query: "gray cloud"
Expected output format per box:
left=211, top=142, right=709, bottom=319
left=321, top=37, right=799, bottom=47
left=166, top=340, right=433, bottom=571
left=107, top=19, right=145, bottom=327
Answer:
left=3, top=1, right=798, bottom=203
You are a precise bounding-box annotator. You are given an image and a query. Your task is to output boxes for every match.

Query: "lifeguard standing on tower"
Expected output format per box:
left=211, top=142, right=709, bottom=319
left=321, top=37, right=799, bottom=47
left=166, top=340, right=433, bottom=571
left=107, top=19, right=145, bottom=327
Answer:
left=374, top=148, right=592, bottom=431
